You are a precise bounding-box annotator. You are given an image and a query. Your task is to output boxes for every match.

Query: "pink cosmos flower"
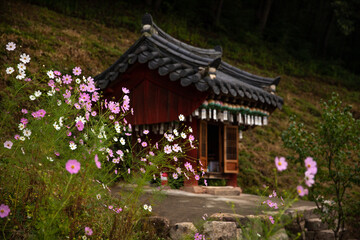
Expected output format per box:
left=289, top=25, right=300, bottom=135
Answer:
left=87, top=84, right=96, bottom=92
left=65, top=159, right=81, bottom=174
left=164, top=145, right=172, bottom=154
left=62, top=74, right=72, bottom=84
left=4, top=141, right=13, bottom=149
left=76, top=121, right=84, bottom=131
left=14, top=134, right=20, bottom=140
left=108, top=101, right=120, bottom=114
left=189, top=135, right=195, bottom=142
left=304, top=157, right=317, bottom=175
left=54, top=151, right=60, bottom=156
left=195, top=175, right=200, bottom=181
left=20, top=118, right=28, bottom=125
left=172, top=173, right=178, bottom=179
left=173, top=156, right=178, bottom=162
left=48, top=80, right=55, bottom=88
left=141, top=142, right=147, bottom=147
left=54, top=70, right=61, bottom=76
left=269, top=216, right=275, bottom=224
left=143, top=130, right=149, bottom=135
left=21, top=109, right=28, bottom=114
left=297, top=185, right=308, bottom=197
left=63, top=89, right=71, bottom=99
left=72, top=66, right=82, bottom=76
left=0, top=204, right=10, bottom=218
left=204, top=179, right=208, bottom=186
left=91, top=91, right=99, bottom=102
left=24, top=78, right=31, bottom=82
left=91, top=111, right=97, bottom=116
left=85, top=227, right=93, bottom=236
left=275, top=157, right=287, bottom=172
left=304, top=171, right=315, bottom=187
left=122, top=87, right=129, bottom=94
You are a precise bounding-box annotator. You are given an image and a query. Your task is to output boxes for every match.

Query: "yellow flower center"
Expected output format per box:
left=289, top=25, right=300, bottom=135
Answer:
left=71, top=165, right=75, bottom=169
left=278, top=162, right=282, bottom=166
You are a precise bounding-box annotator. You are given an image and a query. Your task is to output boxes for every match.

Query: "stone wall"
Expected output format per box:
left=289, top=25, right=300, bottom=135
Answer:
left=148, top=208, right=358, bottom=240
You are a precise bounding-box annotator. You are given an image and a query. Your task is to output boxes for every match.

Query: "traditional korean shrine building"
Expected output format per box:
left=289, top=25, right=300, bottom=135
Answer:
left=95, top=14, right=283, bottom=187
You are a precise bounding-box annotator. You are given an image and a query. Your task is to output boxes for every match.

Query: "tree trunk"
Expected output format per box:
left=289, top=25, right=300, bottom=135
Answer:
left=258, top=0, right=273, bottom=33
left=214, top=0, right=224, bottom=26
left=321, top=11, right=334, bottom=57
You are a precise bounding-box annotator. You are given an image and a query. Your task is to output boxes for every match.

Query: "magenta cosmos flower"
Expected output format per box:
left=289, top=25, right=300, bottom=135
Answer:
left=275, top=157, right=287, bottom=171
left=65, top=159, right=81, bottom=174
left=76, top=121, right=84, bottom=131
left=85, top=226, right=93, bottom=236
left=94, top=154, right=101, bottom=169
left=0, top=204, right=10, bottom=218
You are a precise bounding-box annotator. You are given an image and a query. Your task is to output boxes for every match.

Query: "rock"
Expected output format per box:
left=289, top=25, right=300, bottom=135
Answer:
left=236, top=228, right=243, bottom=240
left=305, top=230, right=316, bottom=240
left=169, top=222, right=197, bottom=240
left=203, top=221, right=237, bottom=240
left=181, top=186, right=205, bottom=194
left=204, top=186, right=241, bottom=196
left=209, top=213, right=249, bottom=227
left=305, top=218, right=328, bottom=231
left=269, top=228, right=289, bottom=240
left=147, top=216, right=170, bottom=238
left=315, top=230, right=335, bottom=240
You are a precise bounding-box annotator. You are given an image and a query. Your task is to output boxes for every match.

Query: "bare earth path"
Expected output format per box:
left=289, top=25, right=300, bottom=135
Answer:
left=111, top=186, right=316, bottom=225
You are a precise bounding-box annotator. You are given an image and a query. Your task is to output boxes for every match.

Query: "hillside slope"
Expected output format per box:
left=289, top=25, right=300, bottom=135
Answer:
left=1, top=0, right=359, bottom=193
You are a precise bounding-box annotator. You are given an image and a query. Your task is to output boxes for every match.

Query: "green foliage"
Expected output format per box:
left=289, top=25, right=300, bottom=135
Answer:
left=0, top=44, right=196, bottom=239
left=282, top=93, right=360, bottom=239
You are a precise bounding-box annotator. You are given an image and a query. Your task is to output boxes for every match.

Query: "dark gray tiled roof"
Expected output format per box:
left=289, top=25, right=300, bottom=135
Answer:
left=95, top=14, right=283, bottom=109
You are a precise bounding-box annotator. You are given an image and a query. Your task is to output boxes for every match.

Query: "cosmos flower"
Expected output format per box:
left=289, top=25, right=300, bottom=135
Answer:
left=65, top=159, right=81, bottom=174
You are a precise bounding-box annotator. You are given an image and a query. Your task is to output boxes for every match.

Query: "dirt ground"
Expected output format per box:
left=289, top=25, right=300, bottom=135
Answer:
left=111, top=186, right=316, bottom=225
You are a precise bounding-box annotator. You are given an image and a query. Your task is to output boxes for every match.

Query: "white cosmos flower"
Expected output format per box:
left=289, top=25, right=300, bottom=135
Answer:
left=75, top=116, right=86, bottom=124
left=143, top=204, right=148, bottom=210
left=96, top=194, right=101, bottom=200
left=18, top=63, right=26, bottom=72
left=18, top=123, right=25, bottom=130
left=29, top=95, right=36, bottom=101
left=47, top=156, right=54, bottom=162
left=6, top=42, right=16, bottom=51
left=6, top=67, right=14, bottom=74
left=69, top=142, right=77, bottom=150
left=178, top=114, right=185, bottom=121
left=23, top=129, right=32, bottom=137
left=148, top=205, right=152, bottom=212
left=59, top=116, right=64, bottom=127
left=181, top=132, right=186, bottom=139
left=16, top=72, right=26, bottom=80
left=57, top=100, right=62, bottom=106
left=53, top=122, right=60, bottom=130
left=19, top=53, right=31, bottom=64
left=19, top=136, right=25, bottom=141
left=120, top=137, right=126, bottom=145
left=113, top=137, right=118, bottom=142
left=173, top=129, right=178, bottom=136
left=34, top=90, right=42, bottom=97
left=47, top=70, right=54, bottom=79
left=75, top=78, right=81, bottom=84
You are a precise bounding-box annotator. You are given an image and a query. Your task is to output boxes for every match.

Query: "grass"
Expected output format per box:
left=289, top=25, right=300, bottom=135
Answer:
left=1, top=0, right=360, bottom=193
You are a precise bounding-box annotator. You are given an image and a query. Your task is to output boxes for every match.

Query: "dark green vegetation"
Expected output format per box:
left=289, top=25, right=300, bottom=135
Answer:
left=283, top=93, right=360, bottom=239
left=1, top=0, right=359, bottom=193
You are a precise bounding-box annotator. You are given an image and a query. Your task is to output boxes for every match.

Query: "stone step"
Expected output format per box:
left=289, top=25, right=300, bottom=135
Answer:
left=305, top=218, right=329, bottom=231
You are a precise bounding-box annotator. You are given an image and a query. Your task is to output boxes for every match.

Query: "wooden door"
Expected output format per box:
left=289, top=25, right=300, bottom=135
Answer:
left=223, top=125, right=239, bottom=173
